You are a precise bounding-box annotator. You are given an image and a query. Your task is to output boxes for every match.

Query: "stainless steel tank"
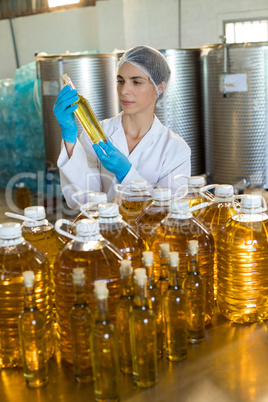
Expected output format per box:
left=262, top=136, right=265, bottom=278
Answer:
left=36, top=53, right=119, bottom=168
left=201, top=42, right=268, bottom=189
left=155, top=48, right=204, bottom=175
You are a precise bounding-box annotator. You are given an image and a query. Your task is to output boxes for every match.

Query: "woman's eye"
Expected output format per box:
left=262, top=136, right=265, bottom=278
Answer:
left=133, top=81, right=141, bottom=85
left=117, top=80, right=123, bottom=84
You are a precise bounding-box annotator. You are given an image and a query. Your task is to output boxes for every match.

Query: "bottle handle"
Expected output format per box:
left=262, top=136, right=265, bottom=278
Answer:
left=172, top=184, right=189, bottom=200
left=173, top=174, right=189, bottom=185
left=80, top=201, right=101, bottom=217
left=71, top=190, right=93, bottom=208
left=199, top=184, right=219, bottom=201
left=5, top=212, right=44, bottom=226
left=54, top=219, right=79, bottom=241
left=189, top=202, right=210, bottom=213
left=232, top=194, right=267, bottom=213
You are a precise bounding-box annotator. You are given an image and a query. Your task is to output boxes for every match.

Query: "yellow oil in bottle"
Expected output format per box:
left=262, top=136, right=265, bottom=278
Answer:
left=135, top=188, right=171, bottom=249
left=69, top=268, right=93, bottom=383
left=163, top=252, right=187, bottom=361
left=150, top=199, right=214, bottom=326
left=197, top=185, right=236, bottom=299
left=90, top=281, right=120, bottom=402
left=129, top=268, right=157, bottom=388
left=158, top=243, right=170, bottom=296
left=98, top=203, right=144, bottom=268
left=217, top=194, right=268, bottom=324
left=16, top=183, right=31, bottom=210
left=142, top=251, right=163, bottom=359
left=54, top=218, right=123, bottom=363
left=116, top=260, right=134, bottom=374
left=0, top=223, right=54, bottom=368
left=61, top=74, right=108, bottom=144
left=18, top=271, right=48, bottom=388
left=182, top=240, right=205, bottom=344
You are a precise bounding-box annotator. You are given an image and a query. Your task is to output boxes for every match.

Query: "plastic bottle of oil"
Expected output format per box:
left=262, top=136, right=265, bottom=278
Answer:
left=142, top=251, right=163, bottom=359
left=163, top=251, right=187, bottom=361
left=16, top=182, right=31, bottom=210
left=158, top=243, right=170, bottom=296
left=116, top=260, right=134, bottom=374
left=72, top=191, right=108, bottom=227
left=0, top=222, right=53, bottom=368
left=18, top=271, right=48, bottom=388
left=135, top=188, right=172, bottom=249
left=115, top=180, right=153, bottom=227
left=98, top=203, right=144, bottom=268
left=54, top=218, right=123, bottom=363
left=182, top=240, right=205, bottom=344
left=150, top=199, right=214, bottom=326
left=129, top=268, right=157, bottom=388
left=197, top=184, right=236, bottom=299
left=173, top=175, right=213, bottom=217
left=218, top=194, right=268, bottom=324
left=69, top=268, right=93, bottom=383
left=61, top=74, right=108, bottom=144
left=90, top=280, right=120, bottom=402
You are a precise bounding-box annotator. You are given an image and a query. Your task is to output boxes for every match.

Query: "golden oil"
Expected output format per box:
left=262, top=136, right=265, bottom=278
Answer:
left=129, top=268, right=157, bottom=388
left=16, top=183, right=31, bottom=210
left=18, top=271, right=48, bottom=388
left=0, top=223, right=54, bottom=368
left=217, top=194, right=268, bottom=323
left=142, top=251, right=163, bottom=359
left=163, top=252, right=187, bottom=361
left=98, top=203, right=144, bottom=268
left=197, top=185, right=236, bottom=299
left=158, top=243, right=170, bottom=296
left=116, top=260, right=134, bottom=374
left=54, top=218, right=123, bottom=363
left=183, top=240, right=205, bottom=343
left=150, top=199, right=214, bottom=326
left=69, top=268, right=93, bottom=383
left=90, top=281, right=120, bottom=401
left=61, top=74, right=108, bottom=144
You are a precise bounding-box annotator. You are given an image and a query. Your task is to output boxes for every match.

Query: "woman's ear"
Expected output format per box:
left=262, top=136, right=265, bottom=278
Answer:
left=157, top=81, right=166, bottom=95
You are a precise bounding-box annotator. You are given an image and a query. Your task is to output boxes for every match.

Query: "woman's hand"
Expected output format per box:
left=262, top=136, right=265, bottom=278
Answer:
left=53, top=85, right=79, bottom=143
left=93, top=140, right=132, bottom=183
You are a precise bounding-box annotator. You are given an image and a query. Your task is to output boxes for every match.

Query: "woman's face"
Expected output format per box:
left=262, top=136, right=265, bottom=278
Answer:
left=117, top=62, right=158, bottom=116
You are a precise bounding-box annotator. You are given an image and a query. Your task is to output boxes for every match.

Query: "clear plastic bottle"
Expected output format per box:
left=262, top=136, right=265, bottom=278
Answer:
left=150, top=199, right=214, bottom=325
left=197, top=184, right=236, bottom=299
left=0, top=222, right=53, bottom=368
left=163, top=252, right=187, bottom=361
left=72, top=191, right=108, bottom=228
left=115, top=180, right=153, bottom=227
left=116, top=260, right=134, bottom=374
left=90, top=281, right=120, bottom=402
left=135, top=188, right=171, bottom=249
left=61, top=74, right=108, bottom=144
left=69, top=268, right=93, bottom=383
left=182, top=240, right=205, bottom=344
left=142, top=251, right=163, bottom=359
left=98, top=203, right=144, bottom=268
left=18, top=271, right=48, bottom=388
left=54, top=218, right=123, bottom=363
left=218, top=194, right=268, bottom=324
left=16, top=182, right=31, bottom=210
left=129, top=268, right=157, bottom=388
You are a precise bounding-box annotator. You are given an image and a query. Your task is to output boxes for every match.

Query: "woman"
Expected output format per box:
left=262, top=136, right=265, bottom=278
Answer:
left=54, top=46, right=191, bottom=208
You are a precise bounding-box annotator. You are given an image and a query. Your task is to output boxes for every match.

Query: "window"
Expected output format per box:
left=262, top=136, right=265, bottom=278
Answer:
left=224, top=19, right=268, bottom=44
left=48, top=0, right=80, bottom=7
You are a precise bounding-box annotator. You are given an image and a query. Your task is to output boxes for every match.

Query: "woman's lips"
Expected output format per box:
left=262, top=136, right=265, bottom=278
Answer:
left=121, top=100, right=134, bottom=106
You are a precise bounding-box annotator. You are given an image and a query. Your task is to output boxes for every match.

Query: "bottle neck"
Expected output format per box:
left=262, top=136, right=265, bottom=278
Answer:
left=188, top=253, right=199, bottom=273
left=65, top=77, right=76, bottom=90
left=94, top=297, right=110, bottom=323
left=120, top=275, right=134, bottom=298
left=145, top=264, right=156, bottom=286
left=73, top=282, right=87, bottom=305
left=160, top=256, right=169, bottom=278
left=23, top=286, right=36, bottom=310
left=168, top=268, right=179, bottom=288
left=134, top=282, right=149, bottom=308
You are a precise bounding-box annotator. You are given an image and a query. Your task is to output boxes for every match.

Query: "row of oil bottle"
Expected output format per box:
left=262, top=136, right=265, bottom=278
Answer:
left=1, top=176, right=268, bottom=385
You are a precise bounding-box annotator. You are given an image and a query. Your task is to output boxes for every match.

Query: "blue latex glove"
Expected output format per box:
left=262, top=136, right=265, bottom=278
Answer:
left=53, top=85, right=79, bottom=143
left=93, top=140, right=132, bottom=183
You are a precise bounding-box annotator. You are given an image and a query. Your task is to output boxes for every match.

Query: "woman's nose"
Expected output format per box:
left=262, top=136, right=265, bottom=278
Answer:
left=120, top=82, right=131, bottom=96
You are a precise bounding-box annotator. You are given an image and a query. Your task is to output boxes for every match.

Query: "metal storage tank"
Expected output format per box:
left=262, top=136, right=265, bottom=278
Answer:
left=201, top=42, right=268, bottom=189
left=155, top=48, right=205, bottom=175
left=36, top=53, right=119, bottom=168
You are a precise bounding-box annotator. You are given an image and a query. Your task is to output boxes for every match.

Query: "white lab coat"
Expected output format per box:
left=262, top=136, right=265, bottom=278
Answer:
left=57, top=112, right=191, bottom=209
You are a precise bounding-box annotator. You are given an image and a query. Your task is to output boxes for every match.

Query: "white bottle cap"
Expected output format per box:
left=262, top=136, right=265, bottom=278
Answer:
left=188, top=176, right=206, bottom=187
left=24, top=206, right=46, bottom=220
left=241, top=195, right=262, bottom=210
left=159, top=243, right=170, bottom=258
left=22, top=270, right=35, bottom=288
left=215, top=185, right=234, bottom=198
left=76, top=219, right=100, bottom=237
left=134, top=268, right=147, bottom=285
left=98, top=203, right=119, bottom=218
left=130, top=180, right=148, bottom=192
left=61, top=73, right=70, bottom=84
left=120, top=260, right=133, bottom=276
left=153, top=188, right=172, bottom=201
left=168, top=251, right=179, bottom=267
left=170, top=199, right=190, bottom=214
left=72, top=268, right=86, bottom=285
left=188, top=240, right=199, bottom=254
left=94, top=280, right=109, bottom=299
left=142, top=251, right=154, bottom=266
left=87, top=192, right=108, bottom=204
left=0, top=222, right=22, bottom=239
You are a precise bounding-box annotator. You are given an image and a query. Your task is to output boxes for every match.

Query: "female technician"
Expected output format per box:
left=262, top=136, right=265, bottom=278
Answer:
left=54, top=45, right=191, bottom=208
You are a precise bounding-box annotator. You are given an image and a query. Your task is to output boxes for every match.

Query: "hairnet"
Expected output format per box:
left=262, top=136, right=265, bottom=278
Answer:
left=117, top=46, right=171, bottom=103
